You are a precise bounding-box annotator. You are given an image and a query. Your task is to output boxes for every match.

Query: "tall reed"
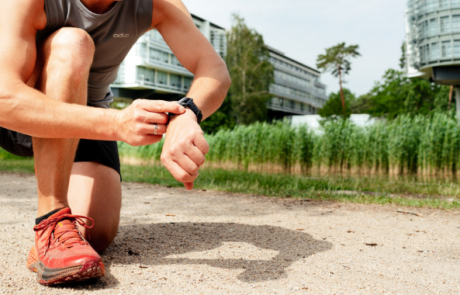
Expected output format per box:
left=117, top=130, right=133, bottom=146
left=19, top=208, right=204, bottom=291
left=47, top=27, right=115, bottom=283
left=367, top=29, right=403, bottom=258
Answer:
left=118, top=113, right=460, bottom=176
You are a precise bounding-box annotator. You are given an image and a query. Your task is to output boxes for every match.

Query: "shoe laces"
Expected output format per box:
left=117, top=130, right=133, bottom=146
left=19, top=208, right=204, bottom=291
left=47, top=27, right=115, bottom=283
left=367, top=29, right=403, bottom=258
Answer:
left=34, top=214, right=94, bottom=254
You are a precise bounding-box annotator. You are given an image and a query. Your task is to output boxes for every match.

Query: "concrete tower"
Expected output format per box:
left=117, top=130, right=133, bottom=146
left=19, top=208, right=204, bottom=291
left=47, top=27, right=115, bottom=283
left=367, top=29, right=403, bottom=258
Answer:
left=406, top=0, right=460, bottom=115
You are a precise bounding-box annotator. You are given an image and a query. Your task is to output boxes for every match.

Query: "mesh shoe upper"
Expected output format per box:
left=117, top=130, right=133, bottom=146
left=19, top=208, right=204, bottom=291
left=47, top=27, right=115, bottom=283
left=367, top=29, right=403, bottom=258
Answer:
left=33, top=208, right=102, bottom=269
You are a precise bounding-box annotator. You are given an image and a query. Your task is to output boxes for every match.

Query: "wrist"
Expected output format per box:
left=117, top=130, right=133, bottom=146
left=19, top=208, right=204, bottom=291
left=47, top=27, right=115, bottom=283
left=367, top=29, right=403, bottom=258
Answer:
left=176, top=97, right=202, bottom=124
left=110, top=108, right=124, bottom=141
left=171, top=108, right=198, bottom=123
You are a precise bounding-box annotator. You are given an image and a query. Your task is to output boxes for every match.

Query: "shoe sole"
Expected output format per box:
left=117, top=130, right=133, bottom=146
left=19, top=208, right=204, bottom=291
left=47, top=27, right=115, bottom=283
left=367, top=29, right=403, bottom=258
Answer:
left=27, top=247, right=105, bottom=285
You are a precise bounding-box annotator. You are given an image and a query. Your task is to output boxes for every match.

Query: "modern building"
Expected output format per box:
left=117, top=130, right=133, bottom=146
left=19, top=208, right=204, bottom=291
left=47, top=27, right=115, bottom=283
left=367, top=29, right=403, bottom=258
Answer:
left=405, top=0, right=460, bottom=115
left=267, top=46, right=328, bottom=117
left=405, top=0, right=460, bottom=82
left=111, top=14, right=328, bottom=117
left=111, top=14, right=227, bottom=103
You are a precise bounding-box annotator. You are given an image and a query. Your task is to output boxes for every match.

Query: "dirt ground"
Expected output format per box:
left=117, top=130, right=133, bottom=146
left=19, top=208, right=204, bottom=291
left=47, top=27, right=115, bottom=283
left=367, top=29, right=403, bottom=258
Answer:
left=0, top=172, right=459, bottom=295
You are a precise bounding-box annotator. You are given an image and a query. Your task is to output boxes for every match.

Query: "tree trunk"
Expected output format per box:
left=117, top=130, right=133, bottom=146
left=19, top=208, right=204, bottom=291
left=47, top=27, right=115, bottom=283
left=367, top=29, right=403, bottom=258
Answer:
left=449, top=85, right=453, bottom=110
left=338, top=66, right=346, bottom=117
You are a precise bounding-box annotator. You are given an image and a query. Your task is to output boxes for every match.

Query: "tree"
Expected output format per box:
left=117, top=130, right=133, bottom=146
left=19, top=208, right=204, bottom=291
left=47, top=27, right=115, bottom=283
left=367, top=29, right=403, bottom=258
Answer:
left=226, top=14, right=274, bottom=124
left=361, top=69, right=452, bottom=119
left=399, top=42, right=406, bottom=70
left=316, top=43, right=360, bottom=117
left=318, top=88, right=356, bottom=119
left=200, top=97, right=236, bottom=134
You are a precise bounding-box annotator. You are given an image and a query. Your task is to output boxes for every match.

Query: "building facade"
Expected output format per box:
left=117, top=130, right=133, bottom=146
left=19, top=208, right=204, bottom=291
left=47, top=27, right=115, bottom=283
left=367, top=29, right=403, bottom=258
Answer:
left=405, top=0, right=460, bottom=82
left=111, top=14, right=227, bottom=102
left=267, top=46, right=327, bottom=116
left=111, top=14, right=328, bottom=116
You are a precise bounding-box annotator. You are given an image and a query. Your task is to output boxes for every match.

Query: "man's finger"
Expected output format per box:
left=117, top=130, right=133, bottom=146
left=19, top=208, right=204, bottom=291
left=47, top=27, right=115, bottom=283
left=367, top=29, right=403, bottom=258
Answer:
left=166, top=160, right=199, bottom=184
left=185, top=146, right=206, bottom=166
left=193, top=135, right=210, bottom=155
left=143, top=111, right=170, bottom=125
left=175, top=154, right=199, bottom=175
left=141, top=100, right=185, bottom=115
left=139, top=123, right=167, bottom=135
left=184, top=182, right=194, bottom=190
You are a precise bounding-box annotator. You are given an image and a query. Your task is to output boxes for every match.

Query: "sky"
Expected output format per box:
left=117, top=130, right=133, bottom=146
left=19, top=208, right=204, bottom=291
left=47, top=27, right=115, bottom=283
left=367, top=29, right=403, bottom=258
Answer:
left=183, top=0, right=407, bottom=97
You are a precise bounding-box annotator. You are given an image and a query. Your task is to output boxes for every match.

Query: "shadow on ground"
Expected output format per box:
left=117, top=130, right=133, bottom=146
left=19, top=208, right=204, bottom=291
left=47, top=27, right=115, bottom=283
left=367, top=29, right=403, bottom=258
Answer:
left=105, top=222, right=333, bottom=283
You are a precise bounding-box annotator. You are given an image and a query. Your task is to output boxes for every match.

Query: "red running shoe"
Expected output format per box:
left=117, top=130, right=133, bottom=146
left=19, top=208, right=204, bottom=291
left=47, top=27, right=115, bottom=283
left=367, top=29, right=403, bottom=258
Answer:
left=26, top=208, right=105, bottom=285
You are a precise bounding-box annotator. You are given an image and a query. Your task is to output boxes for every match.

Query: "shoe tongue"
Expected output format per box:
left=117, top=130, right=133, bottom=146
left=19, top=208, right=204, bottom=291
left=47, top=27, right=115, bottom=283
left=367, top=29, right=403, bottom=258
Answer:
left=49, top=207, right=72, bottom=219
left=49, top=208, right=85, bottom=246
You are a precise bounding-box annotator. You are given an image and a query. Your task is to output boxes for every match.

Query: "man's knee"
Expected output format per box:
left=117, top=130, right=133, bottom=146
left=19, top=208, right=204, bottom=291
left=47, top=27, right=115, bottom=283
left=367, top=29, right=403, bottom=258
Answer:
left=40, top=28, right=95, bottom=71
left=89, top=223, right=119, bottom=253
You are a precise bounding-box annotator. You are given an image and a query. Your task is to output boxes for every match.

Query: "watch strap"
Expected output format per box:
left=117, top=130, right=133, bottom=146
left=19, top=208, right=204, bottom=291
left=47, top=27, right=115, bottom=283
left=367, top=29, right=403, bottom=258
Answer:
left=177, top=97, right=203, bottom=124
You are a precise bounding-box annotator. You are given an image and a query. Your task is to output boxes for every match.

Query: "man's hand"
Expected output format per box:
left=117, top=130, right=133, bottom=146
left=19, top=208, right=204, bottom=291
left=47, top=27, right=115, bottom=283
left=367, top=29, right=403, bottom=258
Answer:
left=161, top=110, right=209, bottom=190
left=115, top=99, right=185, bottom=146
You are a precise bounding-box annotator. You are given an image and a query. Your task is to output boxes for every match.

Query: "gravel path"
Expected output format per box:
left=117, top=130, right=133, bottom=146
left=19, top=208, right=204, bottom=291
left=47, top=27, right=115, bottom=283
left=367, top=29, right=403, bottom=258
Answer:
left=0, top=172, right=459, bottom=295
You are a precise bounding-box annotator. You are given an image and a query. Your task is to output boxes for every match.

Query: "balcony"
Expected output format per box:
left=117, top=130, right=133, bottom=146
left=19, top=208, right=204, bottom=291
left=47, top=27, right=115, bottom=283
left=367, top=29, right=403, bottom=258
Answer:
left=266, top=101, right=313, bottom=115
left=113, top=78, right=189, bottom=95
left=135, top=57, right=192, bottom=76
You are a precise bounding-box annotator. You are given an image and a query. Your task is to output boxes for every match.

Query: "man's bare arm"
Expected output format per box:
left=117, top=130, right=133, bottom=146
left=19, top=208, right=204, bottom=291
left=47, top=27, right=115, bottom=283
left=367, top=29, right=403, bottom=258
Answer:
left=0, top=0, right=184, bottom=146
left=152, top=0, right=231, bottom=118
left=151, top=0, right=231, bottom=189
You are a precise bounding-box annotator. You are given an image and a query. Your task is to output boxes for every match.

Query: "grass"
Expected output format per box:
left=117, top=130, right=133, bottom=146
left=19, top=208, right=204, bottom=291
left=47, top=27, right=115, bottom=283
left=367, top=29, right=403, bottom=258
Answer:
left=0, top=159, right=35, bottom=174
left=123, top=164, right=460, bottom=209
left=1, top=156, right=458, bottom=210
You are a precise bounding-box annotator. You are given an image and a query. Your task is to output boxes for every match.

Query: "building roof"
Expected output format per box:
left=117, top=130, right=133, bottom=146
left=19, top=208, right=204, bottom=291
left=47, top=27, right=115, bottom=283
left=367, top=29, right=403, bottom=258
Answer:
left=191, top=14, right=226, bottom=31
left=266, top=45, right=320, bottom=74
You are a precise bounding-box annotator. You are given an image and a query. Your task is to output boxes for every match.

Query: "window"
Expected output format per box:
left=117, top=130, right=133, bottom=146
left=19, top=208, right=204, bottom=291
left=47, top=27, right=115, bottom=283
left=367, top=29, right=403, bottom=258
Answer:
left=170, top=74, right=182, bottom=88
left=148, top=48, right=170, bottom=64
left=452, top=15, right=460, bottom=31
left=162, top=51, right=169, bottom=63
left=294, top=101, right=301, bottom=111
left=137, top=67, right=154, bottom=83
left=428, top=18, right=438, bottom=36
left=171, top=55, right=182, bottom=67
left=441, top=16, right=450, bottom=33
left=452, top=0, right=460, bottom=8
left=114, top=62, right=125, bottom=84
left=157, top=71, right=168, bottom=85
left=420, top=44, right=430, bottom=63
left=454, top=40, right=460, bottom=57
left=430, top=43, right=440, bottom=60
left=183, top=77, right=193, bottom=90
left=210, top=30, right=226, bottom=58
left=138, top=43, right=147, bottom=58
left=419, top=20, right=428, bottom=37
left=152, top=29, right=165, bottom=43
left=426, top=0, right=437, bottom=12
left=271, top=97, right=283, bottom=107
left=439, top=0, right=449, bottom=8
left=284, top=99, right=294, bottom=109
left=274, top=70, right=310, bottom=88
left=442, top=41, right=452, bottom=58
left=270, top=84, right=311, bottom=100
left=149, top=48, right=161, bottom=62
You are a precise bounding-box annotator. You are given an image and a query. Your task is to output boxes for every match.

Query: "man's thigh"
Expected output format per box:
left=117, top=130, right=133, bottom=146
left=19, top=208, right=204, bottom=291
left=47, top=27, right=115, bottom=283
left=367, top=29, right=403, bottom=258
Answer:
left=68, top=161, right=122, bottom=252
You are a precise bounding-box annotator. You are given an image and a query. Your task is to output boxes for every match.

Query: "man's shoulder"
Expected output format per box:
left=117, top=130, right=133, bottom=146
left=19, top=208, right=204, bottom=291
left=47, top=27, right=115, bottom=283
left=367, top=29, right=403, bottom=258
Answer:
left=6, top=0, right=46, bottom=31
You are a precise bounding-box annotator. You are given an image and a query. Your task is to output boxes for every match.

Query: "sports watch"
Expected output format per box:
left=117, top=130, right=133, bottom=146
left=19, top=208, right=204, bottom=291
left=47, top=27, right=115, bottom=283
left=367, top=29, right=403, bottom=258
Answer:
left=177, top=97, right=203, bottom=124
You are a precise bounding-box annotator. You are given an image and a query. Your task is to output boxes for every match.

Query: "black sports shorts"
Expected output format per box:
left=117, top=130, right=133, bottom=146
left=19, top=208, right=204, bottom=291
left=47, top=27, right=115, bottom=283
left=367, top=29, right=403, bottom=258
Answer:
left=0, top=127, right=121, bottom=176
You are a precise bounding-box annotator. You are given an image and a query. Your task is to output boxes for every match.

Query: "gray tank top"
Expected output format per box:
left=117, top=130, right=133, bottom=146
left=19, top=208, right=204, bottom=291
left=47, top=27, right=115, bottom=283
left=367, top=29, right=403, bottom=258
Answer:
left=37, top=0, right=153, bottom=108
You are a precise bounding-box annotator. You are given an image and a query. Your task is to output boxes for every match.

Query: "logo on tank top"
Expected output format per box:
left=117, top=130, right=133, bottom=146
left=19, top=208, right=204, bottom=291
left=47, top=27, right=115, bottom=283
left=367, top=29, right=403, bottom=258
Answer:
left=113, top=33, right=130, bottom=38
